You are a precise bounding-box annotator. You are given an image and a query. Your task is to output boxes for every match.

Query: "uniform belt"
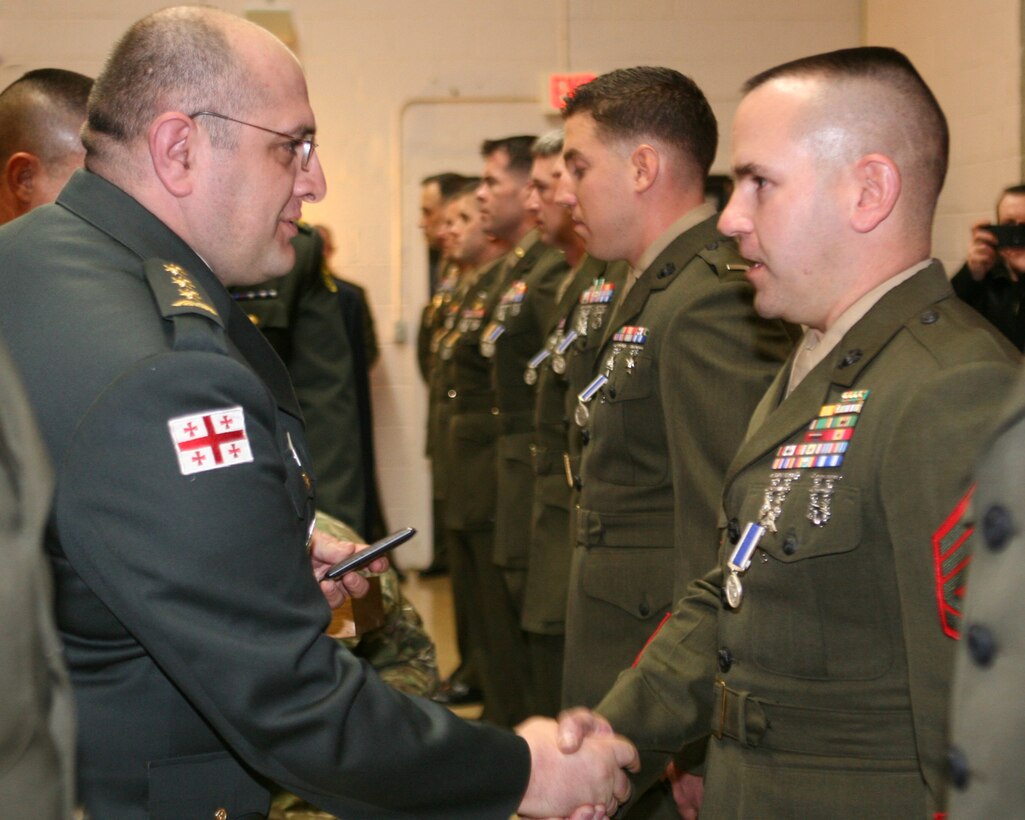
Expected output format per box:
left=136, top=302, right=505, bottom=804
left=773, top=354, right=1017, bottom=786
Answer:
left=712, top=679, right=918, bottom=759
left=499, top=411, right=533, bottom=436
left=451, top=393, right=498, bottom=414
left=576, top=508, right=674, bottom=548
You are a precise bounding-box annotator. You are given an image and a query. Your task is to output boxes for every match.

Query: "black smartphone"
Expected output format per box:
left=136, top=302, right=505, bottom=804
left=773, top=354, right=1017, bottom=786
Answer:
left=323, top=527, right=416, bottom=580
left=984, top=223, right=1025, bottom=248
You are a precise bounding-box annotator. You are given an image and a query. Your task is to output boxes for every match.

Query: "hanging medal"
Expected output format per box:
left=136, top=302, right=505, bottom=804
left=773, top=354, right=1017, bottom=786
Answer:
left=575, top=373, right=607, bottom=427
left=479, top=321, right=505, bottom=358
left=725, top=471, right=801, bottom=609
left=524, top=347, right=551, bottom=385
left=552, top=328, right=578, bottom=375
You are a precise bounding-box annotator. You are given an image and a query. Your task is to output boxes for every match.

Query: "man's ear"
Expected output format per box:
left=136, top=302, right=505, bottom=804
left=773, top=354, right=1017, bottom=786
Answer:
left=4, top=152, right=40, bottom=210
left=149, top=112, right=199, bottom=197
left=850, top=153, right=900, bottom=233
left=630, top=144, right=660, bottom=194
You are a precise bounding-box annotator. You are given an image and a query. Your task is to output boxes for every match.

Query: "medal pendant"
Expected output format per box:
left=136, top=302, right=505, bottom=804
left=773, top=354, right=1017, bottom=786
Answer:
left=725, top=572, right=744, bottom=609
left=574, top=402, right=589, bottom=427
left=524, top=367, right=538, bottom=386
left=552, top=355, right=566, bottom=374
left=480, top=340, right=495, bottom=358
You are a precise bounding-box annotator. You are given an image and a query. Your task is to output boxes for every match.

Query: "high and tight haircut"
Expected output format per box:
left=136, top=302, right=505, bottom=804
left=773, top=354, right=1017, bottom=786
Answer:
left=453, top=177, right=482, bottom=200
left=480, top=136, right=536, bottom=176
left=0, top=68, right=93, bottom=165
left=423, top=172, right=475, bottom=201
left=562, top=67, right=718, bottom=179
left=82, top=6, right=251, bottom=161
left=743, top=47, right=949, bottom=209
left=998, top=184, right=1025, bottom=213
left=532, top=129, right=564, bottom=159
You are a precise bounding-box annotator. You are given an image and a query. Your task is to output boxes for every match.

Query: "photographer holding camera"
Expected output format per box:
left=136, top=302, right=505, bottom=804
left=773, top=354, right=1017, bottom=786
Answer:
left=953, top=183, right=1025, bottom=349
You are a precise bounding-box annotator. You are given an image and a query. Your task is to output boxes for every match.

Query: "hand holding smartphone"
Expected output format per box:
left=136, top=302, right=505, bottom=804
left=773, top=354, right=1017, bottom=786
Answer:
left=323, top=527, right=416, bottom=580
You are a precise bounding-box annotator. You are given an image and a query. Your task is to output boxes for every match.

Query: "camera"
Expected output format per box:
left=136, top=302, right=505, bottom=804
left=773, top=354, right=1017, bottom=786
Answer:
left=984, top=223, right=1025, bottom=248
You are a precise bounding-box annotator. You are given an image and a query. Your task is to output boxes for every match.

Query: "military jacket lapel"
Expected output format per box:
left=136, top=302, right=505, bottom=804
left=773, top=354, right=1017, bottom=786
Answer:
left=598, top=214, right=723, bottom=349
left=724, top=263, right=953, bottom=486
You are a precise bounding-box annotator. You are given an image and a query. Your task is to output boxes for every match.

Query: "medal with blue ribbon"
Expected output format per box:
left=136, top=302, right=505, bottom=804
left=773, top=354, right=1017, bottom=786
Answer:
left=725, top=471, right=801, bottom=609
left=575, top=373, right=607, bottom=427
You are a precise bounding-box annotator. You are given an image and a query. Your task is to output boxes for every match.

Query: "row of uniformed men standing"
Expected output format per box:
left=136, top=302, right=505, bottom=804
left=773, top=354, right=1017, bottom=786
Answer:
left=419, top=89, right=796, bottom=820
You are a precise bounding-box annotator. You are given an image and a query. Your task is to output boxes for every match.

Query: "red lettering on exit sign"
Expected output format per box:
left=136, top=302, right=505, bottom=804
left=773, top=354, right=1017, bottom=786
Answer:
left=548, top=73, right=596, bottom=111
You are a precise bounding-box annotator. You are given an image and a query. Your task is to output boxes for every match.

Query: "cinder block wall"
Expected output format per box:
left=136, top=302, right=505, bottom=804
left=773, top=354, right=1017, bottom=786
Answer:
left=6, top=2, right=1014, bottom=565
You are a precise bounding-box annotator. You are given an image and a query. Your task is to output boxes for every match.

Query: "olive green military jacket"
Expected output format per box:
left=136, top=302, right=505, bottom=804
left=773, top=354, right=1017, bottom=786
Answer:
left=522, top=255, right=625, bottom=634
left=0, top=339, right=75, bottom=818
left=488, top=233, right=569, bottom=570
left=438, top=255, right=509, bottom=531
left=948, top=362, right=1025, bottom=816
left=564, top=215, right=796, bottom=707
left=598, top=264, right=1020, bottom=818
left=0, top=171, right=530, bottom=819
left=231, top=225, right=366, bottom=533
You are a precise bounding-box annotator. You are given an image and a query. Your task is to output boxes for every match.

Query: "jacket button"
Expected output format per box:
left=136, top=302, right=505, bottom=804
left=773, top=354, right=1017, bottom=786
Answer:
left=727, top=519, right=740, bottom=545
left=659, top=262, right=676, bottom=278
left=717, top=647, right=734, bottom=672
left=638, top=601, right=651, bottom=617
left=839, top=348, right=863, bottom=367
left=572, top=475, right=582, bottom=491
left=783, top=532, right=798, bottom=555
left=607, top=386, right=617, bottom=399
left=983, top=505, right=1014, bottom=551
left=948, top=746, right=970, bottom=790
left=214, top=810, right=228, bottom=820
left=581, top=429, right=590, bottom=445
left=447, top=388, right=457, bottom=399
left=920, top=309, right=939, bottom=324
left=966, top=623, right=997, bottom=666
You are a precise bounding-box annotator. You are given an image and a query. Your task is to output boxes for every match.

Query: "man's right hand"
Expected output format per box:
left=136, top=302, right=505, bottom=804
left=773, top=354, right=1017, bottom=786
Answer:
left=516, top=715, right=639, bottom=819
left=967, top=219, right=999, bottom=280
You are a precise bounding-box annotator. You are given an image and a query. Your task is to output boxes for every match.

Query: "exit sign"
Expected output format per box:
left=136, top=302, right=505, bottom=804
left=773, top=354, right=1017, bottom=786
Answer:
left=547, top=73, right=597, bottom=112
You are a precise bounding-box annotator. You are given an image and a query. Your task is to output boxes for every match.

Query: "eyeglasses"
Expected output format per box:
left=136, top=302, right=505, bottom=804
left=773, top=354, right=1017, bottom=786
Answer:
left=190, top=110, right=318, bottom=171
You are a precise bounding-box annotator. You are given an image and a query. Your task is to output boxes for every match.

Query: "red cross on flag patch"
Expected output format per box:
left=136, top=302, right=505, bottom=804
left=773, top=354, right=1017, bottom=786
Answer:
left=168, top=406, right=254, bottom=475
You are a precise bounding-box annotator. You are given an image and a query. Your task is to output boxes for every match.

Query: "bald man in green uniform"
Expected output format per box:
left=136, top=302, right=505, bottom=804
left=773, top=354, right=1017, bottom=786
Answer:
left=556, top=47, right=1021, bottom=819
left=0, top=7, right=640, bottom=817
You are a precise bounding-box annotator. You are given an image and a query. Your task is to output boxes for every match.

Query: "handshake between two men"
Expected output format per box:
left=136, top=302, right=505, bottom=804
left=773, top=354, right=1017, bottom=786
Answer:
left=515, top=710, right=640, bottom=820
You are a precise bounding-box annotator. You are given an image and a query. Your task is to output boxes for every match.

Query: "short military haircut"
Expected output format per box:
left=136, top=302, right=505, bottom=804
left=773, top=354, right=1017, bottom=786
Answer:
left=423, top=172, right=475, bottom=202
left=453, top=177, right=482, bottom=200
left=532, top=129, right=564, bottom=159
left=998, top=184, right=1025, bottom=213
left=480, top=136, right=536, bottom=176
left=0, top=68, right=93, bottom=165
left=562, top=66, right=718, bottom=179
left=82, top=6, right=250, bottom=161
left=744, top=47, right=949, bottom=212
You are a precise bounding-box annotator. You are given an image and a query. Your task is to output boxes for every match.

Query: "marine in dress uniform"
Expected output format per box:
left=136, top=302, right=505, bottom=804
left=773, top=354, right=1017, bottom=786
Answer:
left=437, top=251, right=528, bottom=726
left=597, top=263, right=1019, bottom=817
left=523, top=254, right=627, bottom=716
left=563, top=209, right=797, bottom=711
left=486, top=229, right=568, bottom=608
left=564, top=46, right=1021, bottom=820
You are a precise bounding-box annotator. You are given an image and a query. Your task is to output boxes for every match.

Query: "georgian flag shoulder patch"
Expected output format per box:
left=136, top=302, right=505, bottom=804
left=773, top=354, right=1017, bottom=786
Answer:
left=168, top=406, right=254, bottom=475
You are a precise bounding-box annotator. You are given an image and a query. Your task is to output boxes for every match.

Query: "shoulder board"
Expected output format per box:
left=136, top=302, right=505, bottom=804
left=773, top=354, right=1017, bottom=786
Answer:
left=144, top=259, right=223, bottom=326
left=144, top=259, right=227, bottom=354
left=696, top=240, right=750, bottom=279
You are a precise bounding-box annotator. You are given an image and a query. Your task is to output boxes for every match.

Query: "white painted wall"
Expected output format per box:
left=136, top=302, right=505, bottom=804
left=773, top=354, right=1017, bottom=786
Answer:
left=15, top=2, right=1015, bottom=566
left=865, top=0, right=1023, bottom=272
